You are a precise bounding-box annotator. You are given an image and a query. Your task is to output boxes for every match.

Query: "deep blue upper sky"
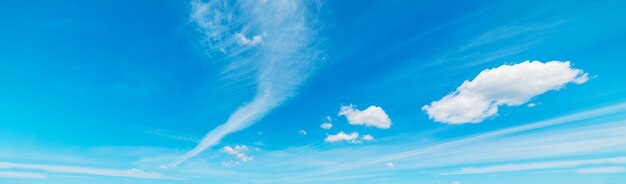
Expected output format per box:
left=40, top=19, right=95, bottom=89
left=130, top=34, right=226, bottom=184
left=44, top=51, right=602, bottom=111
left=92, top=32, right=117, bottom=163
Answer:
left=1, top=0, right=626, bottom=183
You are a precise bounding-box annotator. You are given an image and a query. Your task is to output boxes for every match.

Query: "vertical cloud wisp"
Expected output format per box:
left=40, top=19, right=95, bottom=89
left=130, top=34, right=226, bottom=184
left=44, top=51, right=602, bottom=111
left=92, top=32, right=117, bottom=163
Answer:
left=169, top=0, right=324, bottom=167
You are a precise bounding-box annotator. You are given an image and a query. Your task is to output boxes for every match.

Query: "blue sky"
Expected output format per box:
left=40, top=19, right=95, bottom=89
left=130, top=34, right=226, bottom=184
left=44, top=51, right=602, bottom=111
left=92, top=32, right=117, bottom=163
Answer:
left=1, top=0, right=626, bottom=183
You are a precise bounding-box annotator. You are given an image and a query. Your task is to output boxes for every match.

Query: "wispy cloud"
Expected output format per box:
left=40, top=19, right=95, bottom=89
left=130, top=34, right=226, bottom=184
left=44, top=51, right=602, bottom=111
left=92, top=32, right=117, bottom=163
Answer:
left=444, top=157, right=626, bottom=175
left=0, top=171, right=47, bottom=179
left=0, top=162, right=178, bottom=180
left=170, top=0, right=324, bottom=167
left=577, top=166, right=626, bottom=174
left=144, top=128, right=198, bottom=143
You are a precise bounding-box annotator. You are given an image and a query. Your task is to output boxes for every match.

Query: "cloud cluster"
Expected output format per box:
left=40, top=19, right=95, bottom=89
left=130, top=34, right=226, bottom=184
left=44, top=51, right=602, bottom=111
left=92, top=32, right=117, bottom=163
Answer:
left=339, top=105, right=392, bottom=129
left=222, top=145, right=252, bottom=162
left=423, top=61, right=588, bottom=124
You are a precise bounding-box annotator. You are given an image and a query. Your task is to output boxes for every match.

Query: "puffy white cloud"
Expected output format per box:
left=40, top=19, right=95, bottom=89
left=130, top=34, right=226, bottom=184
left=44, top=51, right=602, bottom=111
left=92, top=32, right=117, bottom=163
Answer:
left=422, top=61, right=588, bottom=124
left=320, top=123, right=332, bottom=130
left=386, top=162, right=396, bottom=167
left=222, top=145, right=252, bottom=162
left=361, top=134, right=374, bottom=141
left=298, top=130, right=307, bottom=135
left=339, top=105, right=392, bottom=129
left=320, top=116, right=333, bottom=129
left=325, top=131, right=359, bottom=144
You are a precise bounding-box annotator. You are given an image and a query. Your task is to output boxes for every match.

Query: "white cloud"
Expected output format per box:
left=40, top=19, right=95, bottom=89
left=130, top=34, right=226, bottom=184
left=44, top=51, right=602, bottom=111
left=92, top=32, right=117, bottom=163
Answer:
left=577, top=166, right=626, bottom=174
left=222, top=145, right=253, bottom=162
left=339, top=105, right=391, bottom=129
left=361, top=134, right=374, bottom=141
left=236, top=33, right=263, bottom=46
left=452, top=181, right=461, bottom=184
left=320, top=116, right=333, bottom=129
left=0, top=162, right=177, bottom=180
left=320, top=123, right=332, bottom=130
left=325, top=131, right=359, bottom=144
left=298, top=130, right=308, bottom=135
left=422, top=61, right=588, bottom=124
left=386, top=162, right=396, bottom=167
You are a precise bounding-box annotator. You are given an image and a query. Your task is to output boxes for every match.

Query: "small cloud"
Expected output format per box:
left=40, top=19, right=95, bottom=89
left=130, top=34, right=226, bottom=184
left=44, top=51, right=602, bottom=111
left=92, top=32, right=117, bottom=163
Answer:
left=221, top=160, right=240, bottom=167
left=422, top=61, right=588, bottom=124
left=235, top=33, right=263, bottom=46
left=527, top=103, right=537, bottom=107
left=257, top=131, right=262, bottom=135
left=325, top=131, right=359, bottom=144
left=338, top=105, right=392, bottom=129
left=222, top=145, right=252, bottom=162
left=320, top=123, right=333, bottom=130
left=361, top=134, right=374, bottom=141
left=452, top=181, right=461, bottom=184
left=386, top=162, right=396, bottom=167
left=298, top=130, right=307, bottom=135
left=321, top=116, right=333, bottom=129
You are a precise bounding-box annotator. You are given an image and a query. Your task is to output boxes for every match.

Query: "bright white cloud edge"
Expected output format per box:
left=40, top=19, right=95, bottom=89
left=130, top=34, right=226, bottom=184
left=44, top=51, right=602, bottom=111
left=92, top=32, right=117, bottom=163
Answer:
left=339, top=105, right=392, bottom=129
left=423, top=60, right=588, bottom=124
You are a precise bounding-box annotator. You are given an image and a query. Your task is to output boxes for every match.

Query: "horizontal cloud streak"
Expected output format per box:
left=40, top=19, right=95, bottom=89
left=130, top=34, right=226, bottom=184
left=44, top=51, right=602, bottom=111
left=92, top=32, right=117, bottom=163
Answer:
left=0, top=171, right=47, bottom=179
left=444, top=157, right=626, bottom=175
left=0, top=162, right=177, bottom=180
